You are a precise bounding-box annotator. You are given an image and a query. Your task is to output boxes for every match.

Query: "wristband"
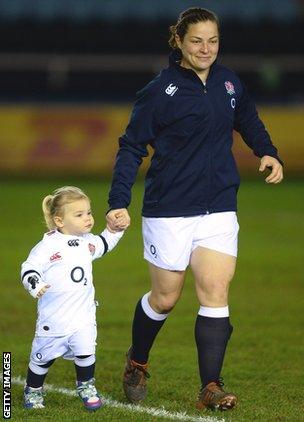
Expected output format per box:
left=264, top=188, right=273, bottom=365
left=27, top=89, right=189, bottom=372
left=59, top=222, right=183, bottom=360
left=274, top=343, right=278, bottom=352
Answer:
left=25, top=274, right=48, bottom=298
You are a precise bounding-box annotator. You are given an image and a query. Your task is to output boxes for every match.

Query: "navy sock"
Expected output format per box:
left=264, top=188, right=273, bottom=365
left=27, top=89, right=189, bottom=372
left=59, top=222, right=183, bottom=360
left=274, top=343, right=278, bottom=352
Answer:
left=26, top=359, right=55, bottom=388
left=26, top=368, right=47, bottom=388
left=131, top=298, right=166, bottom=364
left=195, top=315, right=233, bottom=386
left=75, top=355, right=95, bottom=382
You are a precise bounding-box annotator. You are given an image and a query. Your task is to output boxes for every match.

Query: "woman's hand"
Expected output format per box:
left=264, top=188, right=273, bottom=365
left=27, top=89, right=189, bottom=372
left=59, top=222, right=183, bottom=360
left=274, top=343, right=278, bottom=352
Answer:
left=106, top=208, right=131, bottom=232
left=259, top=156, right=283, bottom=184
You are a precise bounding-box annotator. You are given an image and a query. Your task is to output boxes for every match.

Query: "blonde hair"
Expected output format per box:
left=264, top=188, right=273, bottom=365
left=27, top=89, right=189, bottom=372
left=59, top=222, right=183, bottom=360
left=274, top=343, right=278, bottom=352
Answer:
left=168, top=7, right=220, bottom=50
left=42, top=186, right=89, bottom=230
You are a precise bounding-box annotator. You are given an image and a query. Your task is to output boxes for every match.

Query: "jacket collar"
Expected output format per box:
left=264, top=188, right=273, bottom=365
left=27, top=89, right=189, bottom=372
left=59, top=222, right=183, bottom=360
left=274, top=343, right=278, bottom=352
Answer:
left=169, top=49, right=217, bottom=84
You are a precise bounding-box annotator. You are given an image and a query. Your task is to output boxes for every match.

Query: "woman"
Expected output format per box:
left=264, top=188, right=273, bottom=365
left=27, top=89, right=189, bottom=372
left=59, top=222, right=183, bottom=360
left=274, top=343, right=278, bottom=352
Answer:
left=106, top=7, right=283, bottom=411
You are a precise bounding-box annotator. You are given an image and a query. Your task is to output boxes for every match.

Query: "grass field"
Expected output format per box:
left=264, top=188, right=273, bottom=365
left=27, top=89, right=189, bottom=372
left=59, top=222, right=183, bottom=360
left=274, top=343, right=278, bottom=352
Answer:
left=1, top=178, right=303, bottom=421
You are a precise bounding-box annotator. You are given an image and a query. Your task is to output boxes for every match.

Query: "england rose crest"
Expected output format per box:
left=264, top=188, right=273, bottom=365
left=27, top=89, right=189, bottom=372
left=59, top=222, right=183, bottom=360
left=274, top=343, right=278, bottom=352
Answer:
left=88, top=243, right=95, bottom=255
left=224, top=81, right=235, bottom=95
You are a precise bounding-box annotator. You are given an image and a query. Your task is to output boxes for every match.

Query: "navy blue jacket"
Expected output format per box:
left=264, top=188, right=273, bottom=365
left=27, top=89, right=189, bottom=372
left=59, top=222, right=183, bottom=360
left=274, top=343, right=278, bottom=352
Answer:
left=108, top=51, right=282, bottom=217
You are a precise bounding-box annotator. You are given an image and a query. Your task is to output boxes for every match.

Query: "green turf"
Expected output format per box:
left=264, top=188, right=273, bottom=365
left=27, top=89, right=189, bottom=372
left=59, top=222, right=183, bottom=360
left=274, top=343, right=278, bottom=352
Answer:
left=1, top=178, right=303, bottom=421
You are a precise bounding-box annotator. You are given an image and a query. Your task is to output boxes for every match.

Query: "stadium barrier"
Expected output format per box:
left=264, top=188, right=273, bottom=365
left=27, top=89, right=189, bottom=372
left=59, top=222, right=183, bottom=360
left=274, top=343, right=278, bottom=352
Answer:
left=0, top=105, right=302, bottom=175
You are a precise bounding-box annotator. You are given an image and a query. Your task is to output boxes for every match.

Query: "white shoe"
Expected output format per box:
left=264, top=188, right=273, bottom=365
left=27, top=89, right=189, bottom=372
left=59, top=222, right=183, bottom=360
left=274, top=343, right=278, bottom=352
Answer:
left=76, top=378, right=103, bottom=411
left=24, top=386, right=45, bottom=409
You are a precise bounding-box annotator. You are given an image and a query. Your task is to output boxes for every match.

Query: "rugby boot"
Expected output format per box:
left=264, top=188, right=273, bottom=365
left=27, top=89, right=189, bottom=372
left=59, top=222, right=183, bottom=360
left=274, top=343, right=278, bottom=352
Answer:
left=123, top=347, right=150, bottom=403
left=196, top=379, right=237, bottom=411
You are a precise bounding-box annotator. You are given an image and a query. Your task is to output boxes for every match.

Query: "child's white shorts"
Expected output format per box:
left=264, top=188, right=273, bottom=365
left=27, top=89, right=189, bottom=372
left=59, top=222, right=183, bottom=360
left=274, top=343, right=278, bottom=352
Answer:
left=30, top=324, right=97, bottom=365
left=143, top=211, right=239, bottom=271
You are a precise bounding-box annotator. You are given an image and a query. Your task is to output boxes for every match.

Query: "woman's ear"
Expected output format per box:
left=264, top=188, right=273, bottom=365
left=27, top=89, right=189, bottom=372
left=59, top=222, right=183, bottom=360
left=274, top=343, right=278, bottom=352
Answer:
left=175, top=34, right=182, bottom=49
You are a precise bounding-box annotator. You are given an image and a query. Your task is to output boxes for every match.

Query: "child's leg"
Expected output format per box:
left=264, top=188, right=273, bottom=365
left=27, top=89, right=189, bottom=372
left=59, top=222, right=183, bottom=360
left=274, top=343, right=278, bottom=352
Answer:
left=74, top=354, right=103, bottom=410
left=24, top=359, right=55, bottom=409
left=69, top=324, right=97, bottom=382
left=70, top=325, right=102, bottom=410
left=26, top=359, right=55, bottom=387
left=24, top=334, right=67, bottom=408
left=74, top=355, right=95, bottom=382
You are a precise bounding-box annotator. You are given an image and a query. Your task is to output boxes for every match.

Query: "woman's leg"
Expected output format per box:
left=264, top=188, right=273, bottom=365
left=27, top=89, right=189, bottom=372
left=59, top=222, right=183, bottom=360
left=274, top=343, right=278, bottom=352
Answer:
left=190, top=246, right=237, bottom=410
left=131, top=262, right=185, bottom=363
left=124, top=263, right=186, bottom=402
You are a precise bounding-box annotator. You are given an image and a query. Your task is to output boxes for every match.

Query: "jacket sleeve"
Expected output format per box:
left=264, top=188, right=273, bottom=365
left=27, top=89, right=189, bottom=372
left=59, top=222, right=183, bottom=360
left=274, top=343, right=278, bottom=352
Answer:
left=108, top=81, right=162, bottom=210
left=234, top=83, right=283, bottom=165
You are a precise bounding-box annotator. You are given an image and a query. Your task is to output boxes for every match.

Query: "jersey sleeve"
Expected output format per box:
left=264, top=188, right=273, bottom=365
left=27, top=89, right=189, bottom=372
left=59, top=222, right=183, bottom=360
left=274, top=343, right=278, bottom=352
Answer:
left=21, top=241, right=49, bottom=298
left=234, top=81, right=283, bottom=165
left=87, top=229, right=124, bottom=260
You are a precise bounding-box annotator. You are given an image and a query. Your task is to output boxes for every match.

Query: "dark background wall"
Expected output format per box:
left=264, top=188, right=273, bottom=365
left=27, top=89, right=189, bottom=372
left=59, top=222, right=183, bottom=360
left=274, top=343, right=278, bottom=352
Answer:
left=0, top=0, right=303, bottom=102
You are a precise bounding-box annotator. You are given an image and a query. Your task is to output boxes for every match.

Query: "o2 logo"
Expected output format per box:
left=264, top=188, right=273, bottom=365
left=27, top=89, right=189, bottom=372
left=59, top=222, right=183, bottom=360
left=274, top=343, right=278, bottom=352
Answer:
left=70, top=266, right=87, bottom=285
left=150, top=244, right=157, bottom=259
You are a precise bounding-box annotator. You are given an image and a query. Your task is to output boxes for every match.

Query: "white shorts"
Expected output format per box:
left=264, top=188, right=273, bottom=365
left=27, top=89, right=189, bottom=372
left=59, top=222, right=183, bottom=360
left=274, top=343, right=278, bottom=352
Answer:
left=143, top=212, right=239, bottom=271
left=30, top=324, right=97, bottom=365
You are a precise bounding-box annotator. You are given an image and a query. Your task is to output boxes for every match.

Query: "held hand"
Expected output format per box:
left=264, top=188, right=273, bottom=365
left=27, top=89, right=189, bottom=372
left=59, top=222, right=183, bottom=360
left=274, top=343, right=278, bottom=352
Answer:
left=36, top=284, right=51, bottom=298
left=259, top=156, right=283, bottom=184
left=106, top=224, right=118, bottom=233
left=106, top=208, right=131, bottom=231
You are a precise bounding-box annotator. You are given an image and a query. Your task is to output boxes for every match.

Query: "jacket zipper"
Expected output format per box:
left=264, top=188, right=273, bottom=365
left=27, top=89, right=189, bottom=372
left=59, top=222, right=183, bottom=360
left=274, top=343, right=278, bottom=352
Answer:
left=202, top=82, right=211, bottom=214
left=185, top=69, right=213, bottom=215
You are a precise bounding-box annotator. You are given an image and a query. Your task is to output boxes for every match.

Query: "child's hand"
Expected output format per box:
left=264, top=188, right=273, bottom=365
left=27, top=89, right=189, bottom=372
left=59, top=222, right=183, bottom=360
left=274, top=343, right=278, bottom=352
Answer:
left=36, top=284, right=51, bottom=298
left=106, top=224, right=120, bottom=233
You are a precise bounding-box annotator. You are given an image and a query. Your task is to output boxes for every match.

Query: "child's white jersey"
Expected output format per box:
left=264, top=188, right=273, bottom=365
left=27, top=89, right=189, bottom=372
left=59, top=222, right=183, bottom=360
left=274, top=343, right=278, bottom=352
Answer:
left=21, top=228, right=123, bottom=337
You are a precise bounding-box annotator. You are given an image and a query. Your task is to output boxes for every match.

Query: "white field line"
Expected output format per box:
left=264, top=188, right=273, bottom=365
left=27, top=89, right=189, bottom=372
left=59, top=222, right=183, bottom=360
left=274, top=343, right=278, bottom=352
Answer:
left=6, top=374, right=224, bottom=422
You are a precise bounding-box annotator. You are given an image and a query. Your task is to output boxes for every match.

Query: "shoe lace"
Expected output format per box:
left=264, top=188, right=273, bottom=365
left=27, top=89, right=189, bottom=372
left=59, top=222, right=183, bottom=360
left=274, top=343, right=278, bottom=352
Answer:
left=199, top=377, right=225, bottom=392
left=199, top=377, right=225, bottom=402
left=77, top=379, right=98, bottom=399
left=217, top=377, right=225, bottom=388
left=128, top=362, right=150, bottom=385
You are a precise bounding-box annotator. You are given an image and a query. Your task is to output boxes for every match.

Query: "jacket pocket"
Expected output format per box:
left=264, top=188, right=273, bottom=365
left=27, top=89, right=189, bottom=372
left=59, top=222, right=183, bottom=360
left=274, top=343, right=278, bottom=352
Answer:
left=144, top=156, right=173, bottom=205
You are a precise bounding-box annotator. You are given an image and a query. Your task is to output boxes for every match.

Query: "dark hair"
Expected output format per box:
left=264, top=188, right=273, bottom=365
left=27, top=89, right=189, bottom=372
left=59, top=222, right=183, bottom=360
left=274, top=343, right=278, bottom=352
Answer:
left=169, top=7, right=220, bottom=50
